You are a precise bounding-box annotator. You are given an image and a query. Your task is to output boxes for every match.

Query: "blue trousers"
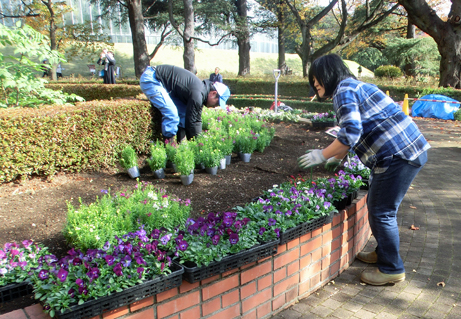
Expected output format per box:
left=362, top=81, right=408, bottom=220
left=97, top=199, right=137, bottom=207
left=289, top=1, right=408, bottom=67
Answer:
left=367, top=151, right=427, bottom=274
left=140, top=67, right=186, bottom=138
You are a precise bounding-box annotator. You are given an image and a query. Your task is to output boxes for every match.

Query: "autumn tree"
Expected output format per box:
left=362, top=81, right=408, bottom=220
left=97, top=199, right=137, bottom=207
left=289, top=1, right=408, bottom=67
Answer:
left=398, top=0, right=459, bottom=88
left=22, top=0, right=113, bottom=80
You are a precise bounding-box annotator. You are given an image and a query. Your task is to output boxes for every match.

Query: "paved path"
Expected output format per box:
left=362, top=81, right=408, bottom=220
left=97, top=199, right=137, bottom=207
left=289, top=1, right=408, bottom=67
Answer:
left=272, top=118, right=461, bottom=319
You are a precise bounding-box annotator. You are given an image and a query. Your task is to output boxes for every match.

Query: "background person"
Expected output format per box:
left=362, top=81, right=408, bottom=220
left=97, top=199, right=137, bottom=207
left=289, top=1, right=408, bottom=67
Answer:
left=56, top=63, right=63, bottom=79
left=140, top=64, right=230, bottom=142
left=97, top=49, right=116, bottom=84
left=41, top=60, right=50, bottom=77
left=298, top=54, right=430, bottom=286
left=209, top=67, right=223, bottom=83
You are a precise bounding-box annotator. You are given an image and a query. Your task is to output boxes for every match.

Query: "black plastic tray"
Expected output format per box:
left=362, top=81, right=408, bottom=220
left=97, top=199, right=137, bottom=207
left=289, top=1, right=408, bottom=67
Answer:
left=0, top=281, right=34, bottom=303
left=279, top=211, right=333, bottom=244
left=179, top=239, right=279, bottom=283
left=53, top=263, right=184, bottom=319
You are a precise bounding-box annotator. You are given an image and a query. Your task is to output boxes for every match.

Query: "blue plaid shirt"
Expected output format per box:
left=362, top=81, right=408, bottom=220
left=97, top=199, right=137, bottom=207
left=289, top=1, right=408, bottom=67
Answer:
left=333, top=78, right=430, bottom=173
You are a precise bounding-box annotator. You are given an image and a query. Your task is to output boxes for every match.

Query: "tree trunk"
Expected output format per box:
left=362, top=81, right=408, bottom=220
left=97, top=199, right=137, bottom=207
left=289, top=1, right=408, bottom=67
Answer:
left=127, top=0, right=150, bottom=78
left=236, top=0, right=250, bottom=76
left=277, top=1, right=286, bottom=73
left=47, top=0, right=57, bottom=81
left=182, top=0, right=196, bottom=74
left=398, top=0, right=460, bottom=88
left=404, top=21, right=415, bottom=77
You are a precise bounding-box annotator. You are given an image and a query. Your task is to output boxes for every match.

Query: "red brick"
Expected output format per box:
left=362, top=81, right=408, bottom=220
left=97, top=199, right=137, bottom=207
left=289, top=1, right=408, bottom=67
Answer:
left=311, top=273, right=321, bottom=289
left=125, top=308, right=155, bottom=319
left=241, top=282, right=257, bottom=299
left=274, top=274, right=299, bottom=296
left=201, top=274, right=220, bottom=285
left=300, top=260, right=321, bottom=282
left=202, top=297, right=221, bottom=316
left=286, top=286, right=298, bottom=303
left=222, top=289, right=240, bottom=307
left=321, top=268, right=330, bottom=282
left=276, top=243, right=287, bottom=254
left=241, top=309, right=257, bottom=319
left=156, top=287, right=179, bottom=302
left=299, top=280, right=311, bottom=295
left=312, top=249, right=322, bottom=262
left=202, top=275, right=239, bottom=300
left=300, top=232, right=312, bottom=243
left=311, top=227, right=322, bottom=238
left=299, top=254, right=311, bottom=269
left=287, top=261, right=299, bottom=276
left=300, top=237, right=321, bottom=256
left=130, top=296, right=154, bottom=312
left=256, top=301, right=272, bottom=319
left=331, top=238, right=341, bottom=251
left=332, top=213, right=342, bottom=226
left=287, top=237, right=299, bottom=250
left=157, top=291, right=200, bottom=318
left=179, top=280, right=199, bottom=294
left=242, top=288, right=272, bottom=313
left=241, top=260, right=272, bottom=284
left=322, top=243, right=331, bottom=258
left=322, top=222, right=332, bottom=233
left=323, top=230, right=333, bottom=244
left=332, top=224, right=342, bottom=239
left=272, top=294, right=286, bottom=311
left=257, top=274, right=272, bottom=291
left=102, top=306, right=129, bottom=319
left=23, top=304, right=51, bottom=319
left=240, top=262, right=256, bottom=271
left=273, top=267, right=286, bottom=283
left=0, top=310, right=28, bottom=319
left=180, top=306, right=201, bottom=319
left=207, top=305, right=241, bottom=319
left=274, top=248, right=299, bottom=270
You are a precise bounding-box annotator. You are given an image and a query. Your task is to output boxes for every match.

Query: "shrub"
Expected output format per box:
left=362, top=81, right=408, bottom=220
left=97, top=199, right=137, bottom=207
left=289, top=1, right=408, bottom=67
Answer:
left=119, top=146, right=138, bottom=169
left=454, top=109, right=461, bottom=121
left=374, top=65, right=402, bottom=78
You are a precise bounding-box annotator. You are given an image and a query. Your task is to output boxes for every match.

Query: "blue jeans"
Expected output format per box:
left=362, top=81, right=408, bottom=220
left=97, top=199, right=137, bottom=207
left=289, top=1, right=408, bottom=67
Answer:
left=367, top=151, right=427, bottom=274
left=140, top=67, right=186, bottom=138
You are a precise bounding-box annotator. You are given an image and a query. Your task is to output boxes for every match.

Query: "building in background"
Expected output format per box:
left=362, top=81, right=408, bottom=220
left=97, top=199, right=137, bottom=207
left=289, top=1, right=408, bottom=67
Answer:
left=0, top=0, right=278, bottom=53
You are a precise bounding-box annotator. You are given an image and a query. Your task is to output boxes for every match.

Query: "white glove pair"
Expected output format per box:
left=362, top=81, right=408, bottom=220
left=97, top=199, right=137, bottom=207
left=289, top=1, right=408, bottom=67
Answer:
left=298, top=149, right=342, bottom=171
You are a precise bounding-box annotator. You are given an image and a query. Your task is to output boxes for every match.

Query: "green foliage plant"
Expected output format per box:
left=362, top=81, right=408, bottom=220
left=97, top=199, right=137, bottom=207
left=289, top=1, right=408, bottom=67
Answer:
left=63, top=180, right=192, bottom=250
left=454, top=109, right=461, bottom=121
left=374, top=65, right=402, bottom=78
left=119, top=145, right=138, bottom=169
left=165, top=139, right=178, bottom=164
left=201, top=145, right=223, bottom=168
left=234, top=129, right=258, bottom=154
left=146, top=140, right=167, bottom=171
left=173, top=141, right=195, bottom=176
left=0, top=23, right=83, bottom=108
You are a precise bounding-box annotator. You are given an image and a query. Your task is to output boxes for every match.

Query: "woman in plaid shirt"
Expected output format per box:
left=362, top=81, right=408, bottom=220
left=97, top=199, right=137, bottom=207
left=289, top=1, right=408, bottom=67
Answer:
left=299, top=54, right=430, bottom=285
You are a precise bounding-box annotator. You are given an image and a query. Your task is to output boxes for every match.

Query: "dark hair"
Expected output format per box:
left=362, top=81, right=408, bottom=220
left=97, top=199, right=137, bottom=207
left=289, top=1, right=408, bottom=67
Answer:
left=308, top=54, right=356, bottom=97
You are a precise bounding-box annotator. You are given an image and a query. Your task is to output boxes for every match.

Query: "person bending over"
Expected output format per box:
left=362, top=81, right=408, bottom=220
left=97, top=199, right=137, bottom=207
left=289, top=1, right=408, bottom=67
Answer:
left=140, top=65, right=230, bottom=142
left=298, top=54, right=430, bottom=286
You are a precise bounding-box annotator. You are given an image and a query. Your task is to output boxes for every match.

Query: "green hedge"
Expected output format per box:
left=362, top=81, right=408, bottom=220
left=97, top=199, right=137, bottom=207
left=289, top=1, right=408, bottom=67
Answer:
left=45, top=83, right=143, bottom=101
left=0, top=99, right=160, bottom=183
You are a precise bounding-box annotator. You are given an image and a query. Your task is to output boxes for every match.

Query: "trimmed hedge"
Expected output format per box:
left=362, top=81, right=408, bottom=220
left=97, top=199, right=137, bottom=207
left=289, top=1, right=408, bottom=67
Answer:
left=45, top=83, right=143, bottom=101
left=0, top=99, right=159, bottom=183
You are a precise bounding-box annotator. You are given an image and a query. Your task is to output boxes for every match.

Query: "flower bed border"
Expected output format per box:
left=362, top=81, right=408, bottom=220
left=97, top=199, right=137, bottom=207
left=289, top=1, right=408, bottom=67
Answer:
left=52, top=263, right=183, bottom=319
left=8, top=191, right=370, bottom=319
left=179, top=239, right=279, bottom=284
left=0, top=281, right=34, bottom=304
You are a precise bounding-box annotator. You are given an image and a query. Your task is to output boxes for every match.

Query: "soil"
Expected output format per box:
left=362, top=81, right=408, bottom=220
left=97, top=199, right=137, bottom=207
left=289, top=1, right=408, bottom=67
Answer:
left=0, top=117, right=456, bottom=314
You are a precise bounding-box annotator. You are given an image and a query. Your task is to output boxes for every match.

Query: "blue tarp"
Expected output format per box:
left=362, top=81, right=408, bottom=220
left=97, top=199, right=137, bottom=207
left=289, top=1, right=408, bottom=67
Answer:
left=411, top=94, right=460, bottom=120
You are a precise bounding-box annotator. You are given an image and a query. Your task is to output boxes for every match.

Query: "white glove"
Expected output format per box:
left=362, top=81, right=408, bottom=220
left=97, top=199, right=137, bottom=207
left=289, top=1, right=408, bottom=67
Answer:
left=298, top=149, right=326, bottom=169
left=325, top=157, right=342, bottom=172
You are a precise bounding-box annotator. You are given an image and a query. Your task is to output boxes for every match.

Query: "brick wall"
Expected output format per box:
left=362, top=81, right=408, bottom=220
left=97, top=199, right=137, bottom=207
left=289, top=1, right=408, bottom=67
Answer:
left=18, top=191, right=370, bottom=319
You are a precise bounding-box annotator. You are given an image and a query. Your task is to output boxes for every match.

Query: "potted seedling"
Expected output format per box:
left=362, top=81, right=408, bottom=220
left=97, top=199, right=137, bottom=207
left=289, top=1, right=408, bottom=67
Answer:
left=173, top=142, right=195, bottom=185
left=119, top=145, right=139, bottom=178
left=146, top=141, right=167, bottom=179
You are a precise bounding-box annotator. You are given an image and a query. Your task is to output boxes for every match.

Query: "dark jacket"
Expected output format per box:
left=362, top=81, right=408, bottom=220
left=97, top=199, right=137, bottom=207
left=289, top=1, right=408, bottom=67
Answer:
left=209, top=73, right=223, bottom=83
left=97, top=54, right=116, bottom=84
left=155, top=65, right=215, bottom=138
